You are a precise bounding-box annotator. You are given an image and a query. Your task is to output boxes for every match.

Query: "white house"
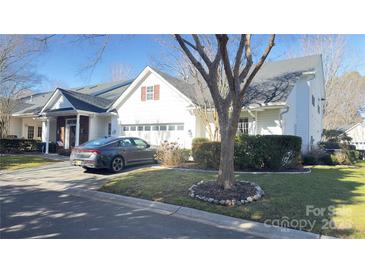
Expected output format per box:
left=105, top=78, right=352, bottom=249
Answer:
left=342, top=106, right=365, bottom=150
left=6, top=55, right=325, bottom=153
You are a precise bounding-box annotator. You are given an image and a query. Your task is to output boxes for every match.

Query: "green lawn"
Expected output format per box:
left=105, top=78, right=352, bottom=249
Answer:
left=100, top=162, right=365, bottom=238
left=0, top=155, right=58, bottom=171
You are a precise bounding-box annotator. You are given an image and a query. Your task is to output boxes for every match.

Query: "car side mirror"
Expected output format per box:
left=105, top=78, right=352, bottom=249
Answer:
left=145, top=144, right=150, bottom=148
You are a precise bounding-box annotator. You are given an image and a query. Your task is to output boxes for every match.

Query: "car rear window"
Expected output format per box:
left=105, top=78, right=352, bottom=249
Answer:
left=82, top=137, right=118, bottom=147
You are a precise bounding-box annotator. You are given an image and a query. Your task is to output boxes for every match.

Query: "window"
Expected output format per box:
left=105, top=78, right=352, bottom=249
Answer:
left=177, top=124, right=184, bottom=131
left=123, top=126, right=129, bottom=131
left=66, top=119, right=76, bottom=125
left=159, top=125, right=167, bottom=131
left=238, top=118, right=249, bottom=134
left=312, top=95, right=315, bottom=107
left=27, top=126, right=34, bottom=139
left=119, top=138, right=133, bottom=147
left=152, top=125, right=159, bottom=131
left=168, top=125, right=175, bottom=131
left=318, top=104, right=320, bottom=114
left=130, top=126, right=136, bottom=131
left=145, top=125, right=151, bottom=131
left=37, top=127, right=42, bottom=138
left=133, top=138, right=149, bottom=148
left=108, top=123, right=112, bottom=136
left=146, top=86, right=154, bottom=100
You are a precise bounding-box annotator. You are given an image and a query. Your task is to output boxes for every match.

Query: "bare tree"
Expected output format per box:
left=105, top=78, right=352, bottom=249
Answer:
left=175, top=34, right=275, bottom=189
left=288, top=35, right=360, bottom=129
left=324, top=72, right=365, bottom=129
left=0, top=35, right=41, bottom=137
left=110, top=63, right=134, bottom=82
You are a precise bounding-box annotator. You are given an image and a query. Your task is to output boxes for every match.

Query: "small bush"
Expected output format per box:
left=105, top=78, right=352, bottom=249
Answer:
left=303, top=149, right=335, bottom=165
left=303, top=154, right=318, bottom=165
left=57, top=148, right=71, bottom=156
left=191, top=137, right=209, bottom=160
left=332, top=150, right=351, bottom=165
left=155, top=141, right=187, bottom=167
left=193, top=141, right=221, bottom=169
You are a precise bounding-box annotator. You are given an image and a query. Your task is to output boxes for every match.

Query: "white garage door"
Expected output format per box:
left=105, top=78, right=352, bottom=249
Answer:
left=121, top=123, right=190, bottom=147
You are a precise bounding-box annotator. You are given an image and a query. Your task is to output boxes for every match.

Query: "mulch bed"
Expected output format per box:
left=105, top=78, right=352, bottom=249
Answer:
left=193, top=181, right=256, bottom=201
left=189, top=180, right=264, bottom=206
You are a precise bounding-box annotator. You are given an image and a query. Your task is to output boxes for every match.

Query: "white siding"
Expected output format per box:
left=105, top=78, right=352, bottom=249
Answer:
left=8, top=117, right=22, bottom=138
left=89, top=116, right=110, bottom=140
left=347, top=123, right=365, bottom=150
left=256, top=109, right=282, bottom=135
left=50, top=95, right=73, bottom=110
left=19, top=117, right=43, bottom=140
left=115, top=71, right=196, bottom=148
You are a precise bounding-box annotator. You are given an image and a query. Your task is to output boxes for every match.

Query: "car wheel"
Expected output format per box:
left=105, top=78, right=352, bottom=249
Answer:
left=83, top=167, right=93, bottom=172
left=110, top=156, right=124, bottom=173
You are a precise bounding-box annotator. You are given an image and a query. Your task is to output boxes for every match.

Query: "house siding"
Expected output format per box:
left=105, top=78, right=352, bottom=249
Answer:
left=115, top=71, right=196, bottom=148
left=256, top=109, right=282, bottom=135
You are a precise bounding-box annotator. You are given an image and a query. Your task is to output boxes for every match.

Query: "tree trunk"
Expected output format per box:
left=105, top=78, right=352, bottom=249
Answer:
left=217, top=105, right=241, bottom=190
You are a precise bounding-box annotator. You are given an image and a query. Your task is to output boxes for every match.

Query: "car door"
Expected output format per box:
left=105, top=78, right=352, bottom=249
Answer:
left=131, top=138, right=155, bottom=162
left=117, top=138, right=140, bottom=165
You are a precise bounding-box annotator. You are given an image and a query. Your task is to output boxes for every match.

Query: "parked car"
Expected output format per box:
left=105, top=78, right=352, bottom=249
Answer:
left=70, top=137, right=156, bottom=172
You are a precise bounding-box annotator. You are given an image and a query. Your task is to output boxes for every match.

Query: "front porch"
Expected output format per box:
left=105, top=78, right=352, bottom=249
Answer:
left=40, top=109, right=116, bottom=154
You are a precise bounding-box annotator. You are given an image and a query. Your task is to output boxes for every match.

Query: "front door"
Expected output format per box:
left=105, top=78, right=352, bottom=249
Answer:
left=65, top=118, right=77, bottom=149
left=69, top=125, right=76, bottom=148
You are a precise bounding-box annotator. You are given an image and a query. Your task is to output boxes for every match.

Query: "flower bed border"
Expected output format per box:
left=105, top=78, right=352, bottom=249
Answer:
left=188, top=180, right=265, bottom=206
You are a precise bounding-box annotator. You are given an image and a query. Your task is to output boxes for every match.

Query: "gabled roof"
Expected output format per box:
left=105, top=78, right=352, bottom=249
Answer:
left=152, top=54, right=321, bottom=107
left=53, top=89, right=111, bottom=113
left=11, top=55, right=322, bottom=115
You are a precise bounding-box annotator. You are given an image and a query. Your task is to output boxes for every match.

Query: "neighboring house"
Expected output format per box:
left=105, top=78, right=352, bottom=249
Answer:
left=7, top=55, right=325, bottom=153
left=341, top=106, right=365, bottom=150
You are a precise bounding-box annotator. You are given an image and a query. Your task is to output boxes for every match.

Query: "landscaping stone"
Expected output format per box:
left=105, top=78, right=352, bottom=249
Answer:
left=188, top=180, right=264, bottom=207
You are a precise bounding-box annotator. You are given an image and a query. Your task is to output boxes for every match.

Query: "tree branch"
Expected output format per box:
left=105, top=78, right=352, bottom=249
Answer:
left=216, top=34, right=235, bottom=95
left=174, top=35, right=209, bottom=82
left=240, top=34, right=276, bottom=98
left=192, top=35, right=212, bottom=67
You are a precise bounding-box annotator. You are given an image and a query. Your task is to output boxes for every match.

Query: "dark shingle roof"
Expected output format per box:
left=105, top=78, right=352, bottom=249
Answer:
left=59, top=89, right=112, bottom=112
left=153, top=55, right=320, bottom=106
left=11, top=55, right=321, bottom=115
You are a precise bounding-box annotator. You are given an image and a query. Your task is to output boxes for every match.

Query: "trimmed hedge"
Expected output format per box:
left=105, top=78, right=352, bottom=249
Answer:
left=0, top=139, right=41, bottom=153
left=192, top=135, right=302, bottom=170
left=0, top=139, right=57, bottom=153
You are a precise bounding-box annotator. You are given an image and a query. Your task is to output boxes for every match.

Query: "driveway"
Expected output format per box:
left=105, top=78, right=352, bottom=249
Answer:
left=0, top=161, right=259, bottom=238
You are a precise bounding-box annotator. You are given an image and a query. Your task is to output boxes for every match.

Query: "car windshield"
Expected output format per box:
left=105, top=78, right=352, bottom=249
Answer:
left=82, top=137, right=118, bottom=147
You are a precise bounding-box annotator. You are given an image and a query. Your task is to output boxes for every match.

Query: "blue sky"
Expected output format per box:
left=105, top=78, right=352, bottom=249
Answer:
left=32, top=34, right=365, bottom=92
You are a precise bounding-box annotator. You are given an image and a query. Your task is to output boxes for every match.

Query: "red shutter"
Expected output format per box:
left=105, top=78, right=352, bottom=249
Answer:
left=154, top=85, right=160, bottom=100
left=141, top=86, right=146, bottom=101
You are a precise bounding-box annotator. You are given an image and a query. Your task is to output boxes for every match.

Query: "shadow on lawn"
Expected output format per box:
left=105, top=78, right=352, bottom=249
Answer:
left=236, top=164, right=364, bottom=237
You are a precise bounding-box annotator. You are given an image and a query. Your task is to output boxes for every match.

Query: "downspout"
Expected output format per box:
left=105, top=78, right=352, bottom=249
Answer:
left=279, top=106, right=290, bottom=134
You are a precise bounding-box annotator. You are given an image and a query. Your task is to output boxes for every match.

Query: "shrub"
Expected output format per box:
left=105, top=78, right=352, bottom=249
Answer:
left=155, top=141, right=187, bottom=167
left=193, top=141, right=221, bottom=169
left=303, top=154, right=318, bottom=165
left=303, top=149, right=336, bottom=165
left=0, top=139, right=41, bottom=153
left=57, top=148, right=71, bottom=156
left=332, top=150, right=351, bottom=165
left=193, top=135, right=302, bottom=170
left=191, top=137, right=209, bottom=159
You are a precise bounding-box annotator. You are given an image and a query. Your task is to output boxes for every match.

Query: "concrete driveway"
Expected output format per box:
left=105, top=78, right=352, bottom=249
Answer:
left=0, top=161, right=259, bottom=239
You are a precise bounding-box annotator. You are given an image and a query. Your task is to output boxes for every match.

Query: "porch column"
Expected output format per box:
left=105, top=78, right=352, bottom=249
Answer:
left=42, top=118, right=50, bottom=154
left=75, top=114, right=80, bottom=147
